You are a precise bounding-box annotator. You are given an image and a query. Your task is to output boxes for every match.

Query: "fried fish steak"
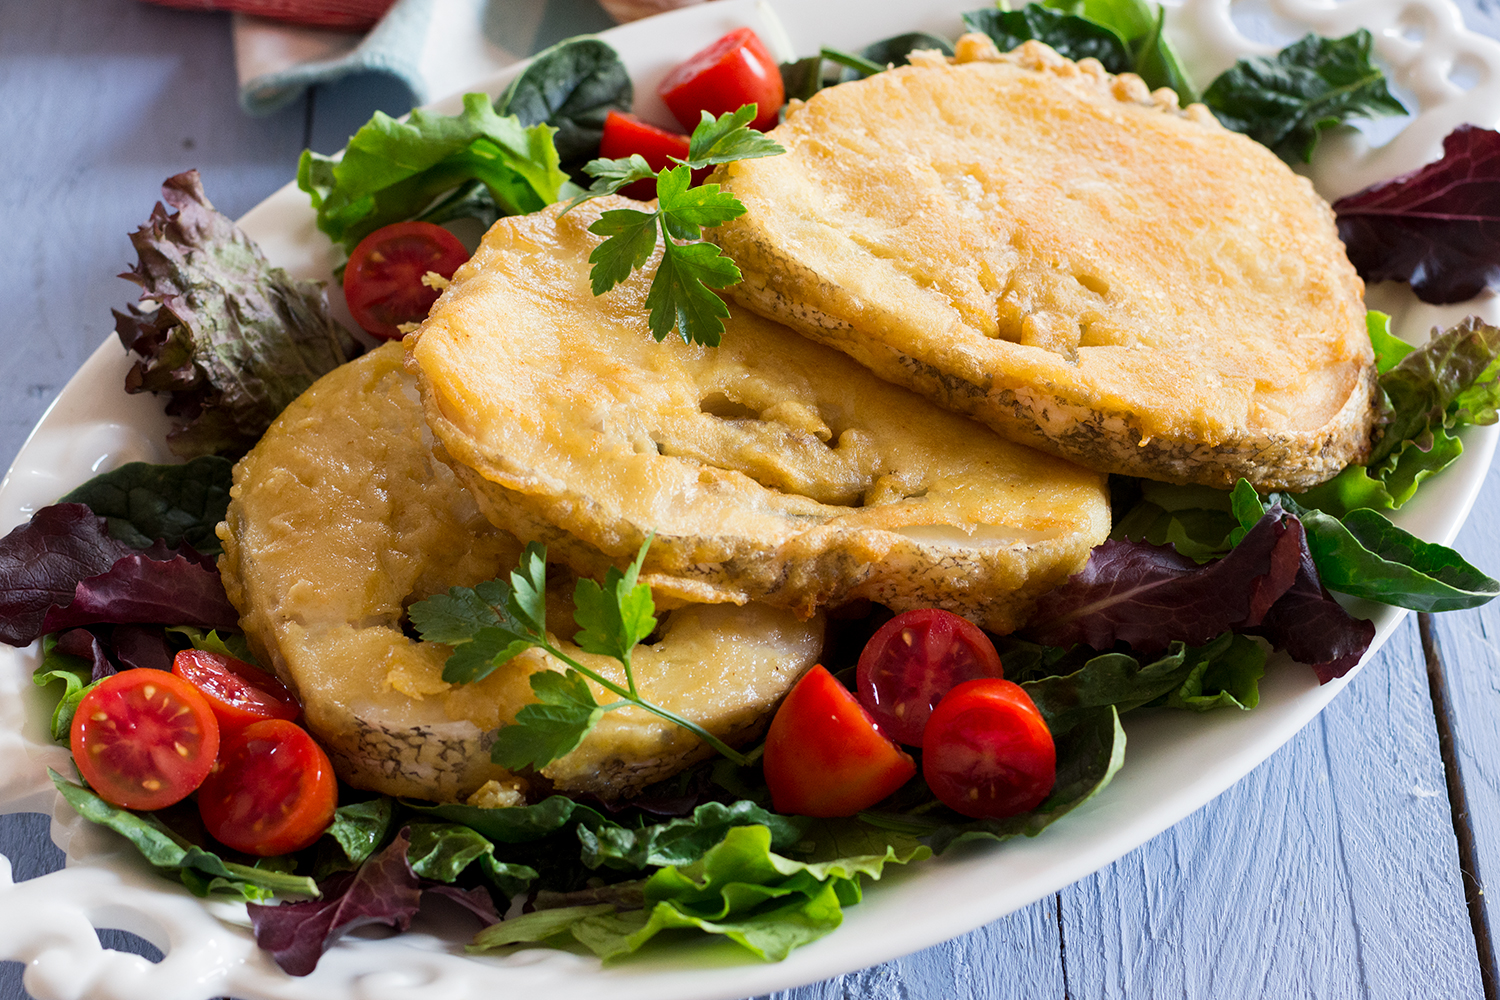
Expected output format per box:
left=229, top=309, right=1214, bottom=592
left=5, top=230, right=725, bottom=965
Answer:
left=707, top=38, right=1377, bottom=491
left=218, top=342, right=823, bottom=801
left=407, top=196, right=1110, bottom=634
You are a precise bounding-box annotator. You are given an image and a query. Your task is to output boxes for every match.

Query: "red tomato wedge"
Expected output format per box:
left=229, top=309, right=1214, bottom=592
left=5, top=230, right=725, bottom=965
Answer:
left=856, top=609, right=1005, bottom=746
left=923, top=679, right=1056, bottom=819
left=600, top=110, right=691, bottom=199
left=343, top=220, right=469, bottom=339
left=172, top=648, right=299, bottom=734
left=198, top=719, right=337, bottom=856
left=763, top=664, right=916, bottom=817
left=70, top=669, right=220, bottom=811
left=658, top=27, right=784, bottom=133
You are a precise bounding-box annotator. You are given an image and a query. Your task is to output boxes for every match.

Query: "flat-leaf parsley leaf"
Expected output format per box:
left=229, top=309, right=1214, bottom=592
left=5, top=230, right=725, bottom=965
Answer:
left=409, top=537, right=752, bottom=770
left=561, top=105, right=784, bottom=347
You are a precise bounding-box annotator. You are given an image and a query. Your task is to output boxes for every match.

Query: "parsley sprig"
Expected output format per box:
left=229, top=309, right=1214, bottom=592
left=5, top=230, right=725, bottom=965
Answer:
left=408, top=537, right=752, bottom=770
left=560, top=104, right=785, bottom=347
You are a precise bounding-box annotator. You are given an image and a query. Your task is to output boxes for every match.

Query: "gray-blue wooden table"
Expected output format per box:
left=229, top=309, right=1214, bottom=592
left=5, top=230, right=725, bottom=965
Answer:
left=5, top=0, right=1500, bottom=997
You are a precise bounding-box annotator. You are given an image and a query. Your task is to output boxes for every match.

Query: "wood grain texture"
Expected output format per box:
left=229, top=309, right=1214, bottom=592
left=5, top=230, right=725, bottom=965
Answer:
left=1058, top=618, right=1483, bottom=1000
left=1421, top=455, right=1500, bottom=992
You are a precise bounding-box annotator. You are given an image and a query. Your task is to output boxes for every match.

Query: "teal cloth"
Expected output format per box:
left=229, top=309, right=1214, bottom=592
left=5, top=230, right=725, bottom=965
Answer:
left=239, top=0, right=437, bottom=115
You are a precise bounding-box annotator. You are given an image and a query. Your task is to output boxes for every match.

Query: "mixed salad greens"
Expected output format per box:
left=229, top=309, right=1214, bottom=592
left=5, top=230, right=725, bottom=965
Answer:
left=6, top=0, right=1500, bottom=977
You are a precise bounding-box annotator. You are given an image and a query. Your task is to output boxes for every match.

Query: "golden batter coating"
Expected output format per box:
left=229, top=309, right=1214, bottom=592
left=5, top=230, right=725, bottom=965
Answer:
left=408, top=196, right=1111, bottom=634
left=218, top=343, right=823, bottom=801
left=708, top=38, right=1377, bottom=491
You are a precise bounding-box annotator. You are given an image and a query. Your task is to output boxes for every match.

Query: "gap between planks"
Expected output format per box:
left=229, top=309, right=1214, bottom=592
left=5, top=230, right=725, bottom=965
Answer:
left=1421, top=613, right=1498, bottom=1000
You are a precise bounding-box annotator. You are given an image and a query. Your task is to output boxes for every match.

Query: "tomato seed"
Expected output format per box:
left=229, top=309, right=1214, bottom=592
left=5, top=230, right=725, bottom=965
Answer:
left=143, top=779, right=161, bottom=791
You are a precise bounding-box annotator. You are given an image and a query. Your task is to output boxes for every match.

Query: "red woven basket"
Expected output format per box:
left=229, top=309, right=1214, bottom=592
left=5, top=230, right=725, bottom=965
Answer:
left=139, top=0, right=397, bottom=31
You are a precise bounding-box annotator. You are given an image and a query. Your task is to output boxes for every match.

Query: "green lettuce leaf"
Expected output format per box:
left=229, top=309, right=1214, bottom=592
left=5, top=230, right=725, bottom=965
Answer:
left=1202, top=29, right=1406, bottom=162
left=1372, top=315, right=1500, bottom=463
left=470, top=824, right=927, bottom=962
left=578, top=800, right=805, bottom=871
left=298, top=93, right=568, bottom=253
left=58, top=457, right=233, bottom=555
left=114, top=171, right=359, bottom=460
left=32, top=634, right=97, bottom=741
left=50, top=771, right=318, bottom=902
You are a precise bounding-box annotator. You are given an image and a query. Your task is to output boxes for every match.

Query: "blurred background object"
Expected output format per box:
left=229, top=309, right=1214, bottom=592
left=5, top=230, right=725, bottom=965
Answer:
left=138, top=0, right=398, bottom=30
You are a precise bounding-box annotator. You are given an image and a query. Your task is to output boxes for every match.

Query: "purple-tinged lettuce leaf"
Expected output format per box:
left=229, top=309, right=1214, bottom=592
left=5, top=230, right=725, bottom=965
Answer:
left=0, top=504, right=134, bottom=646
left=1371, top=315, right=1500, bottom=463
left=110, top=624, right=175, bottom=672
left=1243, top=542, right=1375, bottom=682
left=55, top=628, right=115, bottom=681
left=1024, top=512, right=1302, bottom=652
left=1333, top=125, right=1500, bottom=304
left=422, top=883, right=502, bottom=925
left=39, top=551, right=238, bottom=636
left=115, top=171, right=358, bottom=459
left=248, top=829, right=423, bottom=977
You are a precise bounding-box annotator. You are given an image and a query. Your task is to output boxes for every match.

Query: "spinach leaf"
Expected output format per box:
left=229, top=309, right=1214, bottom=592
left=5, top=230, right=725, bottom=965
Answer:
left=1045, top=0, right=1197, bottom=100
left=900, top=705, right=1126, bottom=854
left=59, top=456, right=233, bottom=555
left=1263, top=494, right=1500, bottom=612
left=50, top=771, right=318, bottom=902
left=498, top=36, right=633, bottom=165
left=963, top=5, right=1132, bottom=73
left=1202, top=29, right=1406, bottom=162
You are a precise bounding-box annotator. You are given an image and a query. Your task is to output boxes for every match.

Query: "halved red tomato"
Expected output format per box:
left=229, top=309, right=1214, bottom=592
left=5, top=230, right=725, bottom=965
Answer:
left=70, top=669, right=220, bottom=811
left=172, top=648, right=299, bottom=734
left=856, top=609, right=1005, bottom=746
left=343, top=220, right=469, bottom=339
left=658, top=27, right=784, bottom=133
left=600, top=109, right=692, bottom=200
left=922, top=679, right=1056, bottom=819
left=197, top=718, right=337, bottom=856
left=762, top=664, right=916, bottom=817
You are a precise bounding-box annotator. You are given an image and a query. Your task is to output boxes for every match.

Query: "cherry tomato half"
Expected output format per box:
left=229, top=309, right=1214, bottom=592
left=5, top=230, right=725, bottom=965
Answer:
left=600, top=110, right=692, bottom=200
left=763, top=664, right=916, bottom=817
left=343, top=220, right=469, bottom=339
left=198, top=718, right=337, bottom=856
left=172, top=648, right=299, bottom=734
left=658, top=27, right=784, bottom=133
left=70, top=669, right=220, bottom=811
left=856, top=609, right=1005, bottom=746
left=922, top=679, right=1056, bottom=820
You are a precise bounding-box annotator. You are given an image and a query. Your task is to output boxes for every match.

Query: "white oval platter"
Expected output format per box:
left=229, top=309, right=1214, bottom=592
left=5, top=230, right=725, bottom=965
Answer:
left=2, top=0, right=1499, bottom=998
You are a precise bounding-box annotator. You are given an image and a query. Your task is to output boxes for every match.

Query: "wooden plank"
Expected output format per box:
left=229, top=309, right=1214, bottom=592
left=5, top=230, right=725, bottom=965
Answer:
left=1419, top=456, right=1500, bottom=992
left=0, top=1, right=307, bottom=998
left=1058, top=617, right=1484, bottom=999
left=760, top=900, right=1064, bottom=1000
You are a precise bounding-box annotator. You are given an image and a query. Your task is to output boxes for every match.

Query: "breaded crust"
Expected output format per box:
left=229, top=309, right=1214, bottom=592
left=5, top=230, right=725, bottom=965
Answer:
left=708, top=38, right=1377, bottom=491
left=218, top=343, right=824, bottom=801
left=408, top=196, right=1111, bottom=633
